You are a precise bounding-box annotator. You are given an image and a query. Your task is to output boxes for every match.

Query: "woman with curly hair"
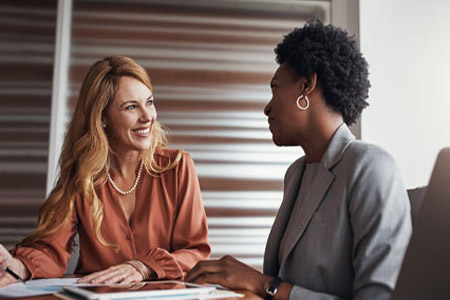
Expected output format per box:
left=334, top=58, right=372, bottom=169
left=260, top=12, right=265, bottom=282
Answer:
left=187, top=21, right=411, bottom=300
left=0, top=55, right=210, bottom=287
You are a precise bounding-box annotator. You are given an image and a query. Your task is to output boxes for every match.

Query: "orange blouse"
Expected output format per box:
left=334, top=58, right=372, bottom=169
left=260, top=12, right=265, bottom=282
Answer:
left=12, top=149, right=210, bottom=279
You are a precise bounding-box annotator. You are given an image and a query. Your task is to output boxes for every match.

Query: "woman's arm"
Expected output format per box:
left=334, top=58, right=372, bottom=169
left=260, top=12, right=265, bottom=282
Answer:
left=346, top=150, right=412, bottom=300
left=136, top=153, right=210, bottom=279
left=186, top=255, right=293, bottom=300
left=10, top=210, right=77, bottom=280
left=0, top=244, right=30, bottom=287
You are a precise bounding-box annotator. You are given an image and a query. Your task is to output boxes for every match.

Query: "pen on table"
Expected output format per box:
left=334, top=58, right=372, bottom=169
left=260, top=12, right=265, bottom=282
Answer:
left=4, top=267, right=25, bottom=284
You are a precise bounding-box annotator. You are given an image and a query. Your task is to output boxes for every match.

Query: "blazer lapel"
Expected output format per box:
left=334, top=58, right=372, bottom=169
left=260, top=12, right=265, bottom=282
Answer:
left=263, top=157, right=305, bottom=276
left=265, top=124, right=355, bottom=275
left=279, top=123, right=355, bottom=268
left=279, top=167, right=335, bottom=267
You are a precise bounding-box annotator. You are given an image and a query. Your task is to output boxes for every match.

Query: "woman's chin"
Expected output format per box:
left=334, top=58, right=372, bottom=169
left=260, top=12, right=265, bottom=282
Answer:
left=272, top=136, right=284, bottom=146
left=272, top=136, right=299, bottom=147
left=131, top=140, right=152, bottom=152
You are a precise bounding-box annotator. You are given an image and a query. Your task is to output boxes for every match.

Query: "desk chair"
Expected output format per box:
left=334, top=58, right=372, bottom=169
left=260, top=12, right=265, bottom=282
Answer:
left=65, top=233, right=79, bottom=275
left=407, top=186, right=427, bottom=229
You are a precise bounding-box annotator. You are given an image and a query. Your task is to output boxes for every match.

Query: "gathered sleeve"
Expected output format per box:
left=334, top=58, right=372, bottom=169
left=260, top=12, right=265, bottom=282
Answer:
left=11, top=208, right=77, bottom=279
left=136, top=152, right=210, bottom=279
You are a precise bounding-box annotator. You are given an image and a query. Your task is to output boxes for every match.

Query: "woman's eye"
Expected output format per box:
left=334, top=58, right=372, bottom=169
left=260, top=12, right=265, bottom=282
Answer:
left=147, top=99, right=154, bottom=106
left=125, top=105, right=136, bottom=110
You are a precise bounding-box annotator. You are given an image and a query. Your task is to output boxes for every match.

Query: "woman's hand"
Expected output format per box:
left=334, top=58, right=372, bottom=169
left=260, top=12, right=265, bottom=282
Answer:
left=185, top=255, right=272, bottom=297
left=78, top=261, right=150, bottom=284
left=0, top=244, right=29, bottom=288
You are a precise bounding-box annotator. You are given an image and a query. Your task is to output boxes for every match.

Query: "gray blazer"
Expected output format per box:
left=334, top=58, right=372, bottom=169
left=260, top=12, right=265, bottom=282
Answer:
left=263, top=124, right=412, bottom=300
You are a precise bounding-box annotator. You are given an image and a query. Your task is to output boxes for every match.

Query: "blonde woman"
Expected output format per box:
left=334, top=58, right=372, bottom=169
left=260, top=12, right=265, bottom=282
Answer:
left=0, top=56, right=210, bottom=287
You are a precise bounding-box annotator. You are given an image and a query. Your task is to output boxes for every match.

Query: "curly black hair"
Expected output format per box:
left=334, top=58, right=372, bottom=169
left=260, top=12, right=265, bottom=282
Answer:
left=275, top=20, right=370, bottom=125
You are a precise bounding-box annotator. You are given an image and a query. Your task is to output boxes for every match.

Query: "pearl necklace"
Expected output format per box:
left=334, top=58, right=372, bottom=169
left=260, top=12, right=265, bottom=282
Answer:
left=108, top=162, right=144, bottom=195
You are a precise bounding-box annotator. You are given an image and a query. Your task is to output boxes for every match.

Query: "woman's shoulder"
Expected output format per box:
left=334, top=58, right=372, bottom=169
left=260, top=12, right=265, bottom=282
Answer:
left=343, top=139, right=398, bottom=174
left=348, top=140, right=394, bottom=160
left=154, top=148, right=192, bottom=165
left=154, top=147, right=182, bottom=158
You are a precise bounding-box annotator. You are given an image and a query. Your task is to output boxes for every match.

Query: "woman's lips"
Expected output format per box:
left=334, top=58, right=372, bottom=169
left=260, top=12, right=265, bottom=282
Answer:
left=132, top=127, right=150, bottom=136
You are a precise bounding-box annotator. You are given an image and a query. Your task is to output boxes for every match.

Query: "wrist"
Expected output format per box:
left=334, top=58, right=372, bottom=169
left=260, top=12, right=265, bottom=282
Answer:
left=11, top=258, right=30, bottom=281
left=126, top=260, right=151, bottom=280
left=256, top=275, right=275, bottom=298
left=264, top=277, right=282, bottom=300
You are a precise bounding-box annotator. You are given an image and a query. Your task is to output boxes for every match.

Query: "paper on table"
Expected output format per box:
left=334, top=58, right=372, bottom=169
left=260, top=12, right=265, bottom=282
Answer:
left=0, top=278, right=244, bottom=299
left=55, top=289, right=244, bottom=300
left=200, top=290, right=244, bottom=299
left=0, top=277, right=83, bottom=297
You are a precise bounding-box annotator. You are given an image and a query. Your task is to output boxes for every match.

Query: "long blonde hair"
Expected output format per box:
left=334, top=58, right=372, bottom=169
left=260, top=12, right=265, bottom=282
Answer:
left=21, top=55, right=181, bottom=247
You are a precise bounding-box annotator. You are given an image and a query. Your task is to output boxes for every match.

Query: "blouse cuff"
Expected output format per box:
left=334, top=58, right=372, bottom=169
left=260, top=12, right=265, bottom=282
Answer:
left=136, top=255, right=166, bottom=279
left=12, top=246, right=66, bottom=279
left=12, top=252, right=36, bottom=280
left=136, top=248, right=184, bottom=280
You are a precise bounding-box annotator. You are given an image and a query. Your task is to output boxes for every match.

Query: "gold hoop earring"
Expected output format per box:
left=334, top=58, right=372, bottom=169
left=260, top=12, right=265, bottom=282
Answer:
left=296, top=95, right=310, bottom=110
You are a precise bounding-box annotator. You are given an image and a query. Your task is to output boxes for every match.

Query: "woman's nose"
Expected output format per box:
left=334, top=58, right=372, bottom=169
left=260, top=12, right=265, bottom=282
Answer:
left=140, top=106, right=156, bottom=122
left=264, top=102, right=271, bottom=116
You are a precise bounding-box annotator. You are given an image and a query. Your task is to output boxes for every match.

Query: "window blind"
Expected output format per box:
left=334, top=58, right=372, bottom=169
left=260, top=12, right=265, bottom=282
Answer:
left=0, top=0, right=331, bottom=272
left=0, top=0, right=57, bottom=249
left=70, top=0, right=330, bottom=270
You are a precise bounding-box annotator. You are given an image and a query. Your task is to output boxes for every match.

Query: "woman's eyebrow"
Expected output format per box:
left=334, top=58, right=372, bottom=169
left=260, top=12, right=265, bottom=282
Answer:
left=119, top=100, right=137, bottom=107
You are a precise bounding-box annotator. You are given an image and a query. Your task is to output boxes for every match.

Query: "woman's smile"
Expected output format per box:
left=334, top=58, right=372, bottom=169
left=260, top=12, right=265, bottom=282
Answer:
left=132, top=127, right=151, bottom=137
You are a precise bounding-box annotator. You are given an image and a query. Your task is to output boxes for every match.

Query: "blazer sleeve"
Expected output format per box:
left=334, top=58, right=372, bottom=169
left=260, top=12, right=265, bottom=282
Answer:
left=288, top=150, right=412, bottom=300
left=136, top=153, right=210, bottom=279
left=11, top=208, right=77, bottom=279
left=348, top=150, right=412, bottom=300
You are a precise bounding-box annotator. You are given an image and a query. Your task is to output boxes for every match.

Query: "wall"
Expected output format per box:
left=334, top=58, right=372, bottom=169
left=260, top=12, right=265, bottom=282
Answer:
left=360, top=0, right=450, bottom=188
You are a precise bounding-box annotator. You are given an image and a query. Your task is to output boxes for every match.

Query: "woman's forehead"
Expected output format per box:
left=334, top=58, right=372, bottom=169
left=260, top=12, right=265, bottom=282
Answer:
left=272, top=63, right=298, bottom=83
left=115, top=77, right=152, bottom=99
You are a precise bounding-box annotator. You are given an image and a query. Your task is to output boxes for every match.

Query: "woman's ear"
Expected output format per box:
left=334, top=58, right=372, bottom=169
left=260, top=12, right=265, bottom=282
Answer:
left=302, top=73, right=317, bottom=96
left=101, top=116, right=107, bottom=129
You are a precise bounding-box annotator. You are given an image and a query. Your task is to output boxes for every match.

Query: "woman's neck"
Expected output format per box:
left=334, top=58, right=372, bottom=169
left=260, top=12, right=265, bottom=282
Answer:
left=302, top=114, right=343, bottom=164
left=110, top=151, right=142, bottom=177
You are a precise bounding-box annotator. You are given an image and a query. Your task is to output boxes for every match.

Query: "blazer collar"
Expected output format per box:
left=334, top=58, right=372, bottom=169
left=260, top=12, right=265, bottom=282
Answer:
left=321, top=123, right=355, bottom=170
left=267, top=123, right=355, bottom=270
